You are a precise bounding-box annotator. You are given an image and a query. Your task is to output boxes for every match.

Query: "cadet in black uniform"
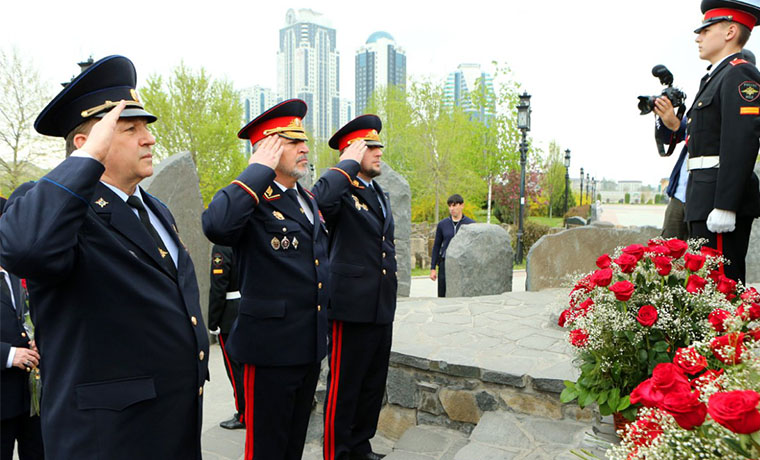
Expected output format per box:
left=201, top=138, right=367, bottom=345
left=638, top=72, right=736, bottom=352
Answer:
left=314, top=115, right=396, bottom=460
left=686, top=0, right=760, bottom=283
left=202, top=100, right=365, bottom=460
left=0, top=56, right=209, bottom=460
left=208, top=244, right=245, bottom=430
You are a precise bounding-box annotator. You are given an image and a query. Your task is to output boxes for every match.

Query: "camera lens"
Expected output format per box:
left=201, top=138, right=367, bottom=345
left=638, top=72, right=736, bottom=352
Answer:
left=637, top=96, right=655, bottom=115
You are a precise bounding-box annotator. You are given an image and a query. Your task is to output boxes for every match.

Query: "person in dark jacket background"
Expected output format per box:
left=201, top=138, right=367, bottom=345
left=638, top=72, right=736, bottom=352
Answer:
left=430, top=194, right=475, bottom=297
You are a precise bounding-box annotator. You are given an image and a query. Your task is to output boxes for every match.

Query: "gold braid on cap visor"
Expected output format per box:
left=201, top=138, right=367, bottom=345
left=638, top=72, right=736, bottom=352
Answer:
left=80, top=100, right=144, bottom=118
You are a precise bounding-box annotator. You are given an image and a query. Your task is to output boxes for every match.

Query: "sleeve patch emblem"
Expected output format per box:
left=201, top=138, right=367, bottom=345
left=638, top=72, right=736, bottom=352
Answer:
left=213, top=269, right=224, bottom=275
left=739, top=81, right=760, bottom=101
left=212, top=253, right=224, bottom=266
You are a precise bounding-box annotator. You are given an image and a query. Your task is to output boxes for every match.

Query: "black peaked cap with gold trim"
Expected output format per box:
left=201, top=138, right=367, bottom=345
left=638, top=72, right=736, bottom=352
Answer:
left=329, top=114, right=383, bottom=151
left=34, top=55, right=156, bottom=138
left=695, top=0, right=760, bottom=33
left=237, top=99, right=309, bottom=144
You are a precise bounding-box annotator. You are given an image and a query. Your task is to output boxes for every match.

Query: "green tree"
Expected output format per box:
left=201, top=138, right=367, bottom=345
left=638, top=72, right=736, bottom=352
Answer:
left=540, top=140, right=569, bottom=218
left=140, top=63, right=245, bottom=204
left=0, top=47, right=58, bottom=195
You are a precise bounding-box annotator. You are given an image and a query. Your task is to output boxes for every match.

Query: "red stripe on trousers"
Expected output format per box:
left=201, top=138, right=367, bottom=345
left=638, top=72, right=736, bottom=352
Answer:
left=218, top=334, right=242, bottom=419
left=244, top=364, right=255, bottom=460
left=324, top=321, right=344, bottom=460
left=717, top=233, right=725, bottom=275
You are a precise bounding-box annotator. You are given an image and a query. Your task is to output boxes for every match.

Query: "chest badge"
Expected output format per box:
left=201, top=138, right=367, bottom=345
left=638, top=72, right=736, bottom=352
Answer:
left=158, top=248, right=168, bottom=259
left=739, top=81, right=760, bottom=102
left=95, top=197, right=109, bottom=208
left=281, top=236, right=290, bottom=250
left=271, top=237, right=281, bottom=250
left=292, top=237, right=299, bottom=250
left=352, top=195, right=368, bottom=211
left=273, top=211, right=285, bottom=220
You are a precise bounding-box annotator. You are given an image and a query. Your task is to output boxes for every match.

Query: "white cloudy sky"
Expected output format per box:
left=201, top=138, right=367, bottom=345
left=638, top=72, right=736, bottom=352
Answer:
left=4, top=0, right=759, bottom=186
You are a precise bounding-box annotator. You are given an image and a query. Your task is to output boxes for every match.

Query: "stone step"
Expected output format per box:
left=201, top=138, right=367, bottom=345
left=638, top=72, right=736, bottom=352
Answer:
left=384, top=425, right=469, bottom=460
left=450, top=411, right=610, bottom=460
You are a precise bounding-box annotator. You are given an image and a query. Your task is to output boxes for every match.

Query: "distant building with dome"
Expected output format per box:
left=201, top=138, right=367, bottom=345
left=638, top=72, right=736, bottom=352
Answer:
left=355, top=31, right=406, bottom=115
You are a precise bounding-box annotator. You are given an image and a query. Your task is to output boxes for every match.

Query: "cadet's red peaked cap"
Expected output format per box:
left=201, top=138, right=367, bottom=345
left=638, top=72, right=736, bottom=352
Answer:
left=696, top=0, right=760, bottom=32
left=237, top=99, right=309, bottom=145
left=329, top=114, right=384, bottom=151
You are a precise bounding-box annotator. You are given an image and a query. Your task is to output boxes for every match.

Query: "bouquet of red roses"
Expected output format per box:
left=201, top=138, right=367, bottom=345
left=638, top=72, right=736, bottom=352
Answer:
left=559, top=238, right=748, bottom=422
left=608, top=288, right=760, bottom=459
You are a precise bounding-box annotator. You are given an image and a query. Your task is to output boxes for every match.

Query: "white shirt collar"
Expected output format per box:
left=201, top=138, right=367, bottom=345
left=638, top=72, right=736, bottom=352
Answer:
left=101, top=181, right=144, bottom=202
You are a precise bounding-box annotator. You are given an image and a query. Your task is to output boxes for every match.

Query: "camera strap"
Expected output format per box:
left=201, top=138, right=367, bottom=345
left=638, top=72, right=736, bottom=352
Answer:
left=656, top=105, right=687, bottom=157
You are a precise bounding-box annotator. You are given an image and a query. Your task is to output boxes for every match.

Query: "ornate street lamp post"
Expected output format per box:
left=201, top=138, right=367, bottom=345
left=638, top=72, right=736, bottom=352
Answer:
left=579, top=167, right=584, bottom=206
left=564, top=149, right=571, bottom=215
left=586, top=173, right=590, bottom=204
left=516, top=91, right=531, bottom=264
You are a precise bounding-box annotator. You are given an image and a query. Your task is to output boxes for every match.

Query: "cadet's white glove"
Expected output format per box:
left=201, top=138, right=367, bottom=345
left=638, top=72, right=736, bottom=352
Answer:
left=209, top=327, right=221, bottom=336
left=706, top=208, right=736, bottom=233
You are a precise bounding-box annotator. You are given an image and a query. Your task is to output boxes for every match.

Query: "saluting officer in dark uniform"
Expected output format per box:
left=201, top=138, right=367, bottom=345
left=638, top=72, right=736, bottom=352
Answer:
left=686, top=0, right=760, bottom=283
left=202, top=100, right=365, bottom=460
left=0, top=56, right=209, bottom=460
left=208, top=244, right=246, bottom=430
left=0, top=197, right=44, bottom=460
left=314, top=115, right=396, bottom=460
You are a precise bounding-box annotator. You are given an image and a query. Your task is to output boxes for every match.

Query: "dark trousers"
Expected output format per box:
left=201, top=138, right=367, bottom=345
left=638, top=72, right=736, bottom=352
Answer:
left=1, top=414, right=44, bottom=460
left=662, top=197, right=688, bottom=240
left=219, top=333, right=246, bottom=421
left=242, top=362, right=320, bottom=460
left=689, top=217, right=754, bottom=283
left=323, top=321, right=393, bottom=460
left=437, top=259, right=446, bottom=298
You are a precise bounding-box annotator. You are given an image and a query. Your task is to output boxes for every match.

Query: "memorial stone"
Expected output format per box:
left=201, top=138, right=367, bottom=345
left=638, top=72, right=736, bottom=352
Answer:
left=375, top=161, right=412, bottom=297
left=746, top=163, right=760, bottom=283
left=445, top=224, right=513, bottom=296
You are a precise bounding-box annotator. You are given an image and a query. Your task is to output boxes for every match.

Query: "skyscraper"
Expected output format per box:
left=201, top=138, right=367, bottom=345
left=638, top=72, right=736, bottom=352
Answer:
left=443, top=63, right=495, bottom=123
left=277, top=8, right=340, bottom=140
left=355, top=31, right=406, bottom=115
left=240, top=86, right=280, bottom=154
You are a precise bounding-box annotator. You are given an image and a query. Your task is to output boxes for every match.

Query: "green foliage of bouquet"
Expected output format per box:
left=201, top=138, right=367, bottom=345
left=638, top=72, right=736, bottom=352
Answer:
left=558, top=238, right=747, bottom=420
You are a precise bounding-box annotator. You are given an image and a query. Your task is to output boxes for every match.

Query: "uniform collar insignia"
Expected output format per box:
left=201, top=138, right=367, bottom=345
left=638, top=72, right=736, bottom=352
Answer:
left=264, top=186, right=281, bottom=201
left=95, top=197, right=109, bottom=208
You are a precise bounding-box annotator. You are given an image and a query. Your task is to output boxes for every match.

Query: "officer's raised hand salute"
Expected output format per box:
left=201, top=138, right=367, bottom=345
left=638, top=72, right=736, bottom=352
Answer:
left=249, top=134, right=284, bottom=169
left=339, top=138, right=368, bottom=164
left=78, top=99, right=127, bottom=161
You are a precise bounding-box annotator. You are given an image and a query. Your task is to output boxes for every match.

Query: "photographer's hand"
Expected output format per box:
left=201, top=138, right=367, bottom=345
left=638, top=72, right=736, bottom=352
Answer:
left=654, top=97, right=681, bottom=131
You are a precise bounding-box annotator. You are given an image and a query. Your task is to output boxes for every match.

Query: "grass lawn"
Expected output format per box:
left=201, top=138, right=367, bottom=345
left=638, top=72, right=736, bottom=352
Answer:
left=528, top=216, right=563, bottom=227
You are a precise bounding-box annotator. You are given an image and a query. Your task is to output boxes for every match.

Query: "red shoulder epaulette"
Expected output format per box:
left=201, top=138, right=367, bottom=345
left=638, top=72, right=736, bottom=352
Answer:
left=730, top=58, right=749, bottom=66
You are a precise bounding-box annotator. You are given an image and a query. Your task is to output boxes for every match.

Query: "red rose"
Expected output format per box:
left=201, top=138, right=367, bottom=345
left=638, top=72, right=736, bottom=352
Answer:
left=686, top=275, right=707, bottom=293
left=610, top=280, right=635, bottom=301
left=21, top=279, right=27, bottom=289
left=636, top=305, right=658, bottom=327
left=684, top=253, right=706, bottom=271
left=647, top=245, right=670, bottom=256
left=630, top=363, right=691, bottom=407
left=708, top=270, right=723, bottom=284
left=575, top=298, right=594, bottom=315
left=661, top=390, right=707, bottom=430
left=716, top=275, right=737, bottom=299
left=692, top=369, right=724, bottom=393
left=628, top=412, right=663, bottom=447
left=590, top=268, right=613, bottom=287
left=747, top=303, right=760, bottom=321
left=614, top=254, right=638, bottom=273
left=596, top=254, right=611, bottom=269
left=652, top=256, right=672, bottom=276
left=741, top=287, right=760, bottom=303
left=674, top=347, right=707, bottom=375
left=571, top=274, right=594, bottom=295
left=735, top=303, right=760, bottom=321
left=623, top=244, right=647, bottom=261
left=711, top=333, right=745, bottom=365
left=700, top=246, right=722, bottom=258
left=749, top=328, right=760, bottom=341
left=569, top=328, right=589, bottom=347
left=708, top=309, right=731, bottom=333
left=558, top=309, right=570, bottom=327
left=664, top=239, right=688, bottom=259
left=707, top=390, right=760, bottom=434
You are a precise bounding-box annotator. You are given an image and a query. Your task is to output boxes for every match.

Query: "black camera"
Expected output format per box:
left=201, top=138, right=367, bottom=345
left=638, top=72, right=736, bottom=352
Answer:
left=637, top=65, right=687, bottom=115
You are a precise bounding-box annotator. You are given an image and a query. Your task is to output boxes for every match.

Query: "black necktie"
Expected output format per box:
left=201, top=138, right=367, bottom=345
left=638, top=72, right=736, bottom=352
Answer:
left=0, top=275, right=13, bottom=311
left=284, top=188, right=300, bottom=206
left=368, top=183, right=386, bottom=217
left=126, top=196, right=177, bottom=277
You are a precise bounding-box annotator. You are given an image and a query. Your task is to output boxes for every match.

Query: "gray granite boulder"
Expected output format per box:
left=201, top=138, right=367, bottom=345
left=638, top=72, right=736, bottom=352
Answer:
left=526, top=226, right=661, bottom=291
left=747, top=163, right=760, bottom=283
left=141, top=152, right=211, bottom=326
left=445, top=224, right=513, bottom=296
left=376, top=161, right=412, bottom=297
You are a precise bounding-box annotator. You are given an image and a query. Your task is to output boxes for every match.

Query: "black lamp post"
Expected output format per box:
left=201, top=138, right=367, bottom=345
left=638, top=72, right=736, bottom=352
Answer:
left=515, top=91, right=531, bottom=264
left=592, top=177, right=596, bottom=203
left=564, top=149, right=571, bottom=214
left=586, top=173, right=590, bottom=204
left=579, top=167, right=584, bottom=206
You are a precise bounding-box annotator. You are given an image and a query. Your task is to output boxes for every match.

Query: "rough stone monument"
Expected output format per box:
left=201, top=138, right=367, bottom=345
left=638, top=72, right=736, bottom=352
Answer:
left=526, top=226, right=661, bottom=291
left=141, top=152, right=211, bottom=325
left=376, top=161, right=412, bottom=297
left=445, top=224, right=513, bottom=296
left=747, top=163, right=760, bottom=283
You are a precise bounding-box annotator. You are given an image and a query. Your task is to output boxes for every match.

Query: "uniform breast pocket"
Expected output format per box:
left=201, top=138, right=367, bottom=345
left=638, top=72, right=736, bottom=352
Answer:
left=691, top=94, right=716, bottom=133
left=264, top=219, right=304, bottom=254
